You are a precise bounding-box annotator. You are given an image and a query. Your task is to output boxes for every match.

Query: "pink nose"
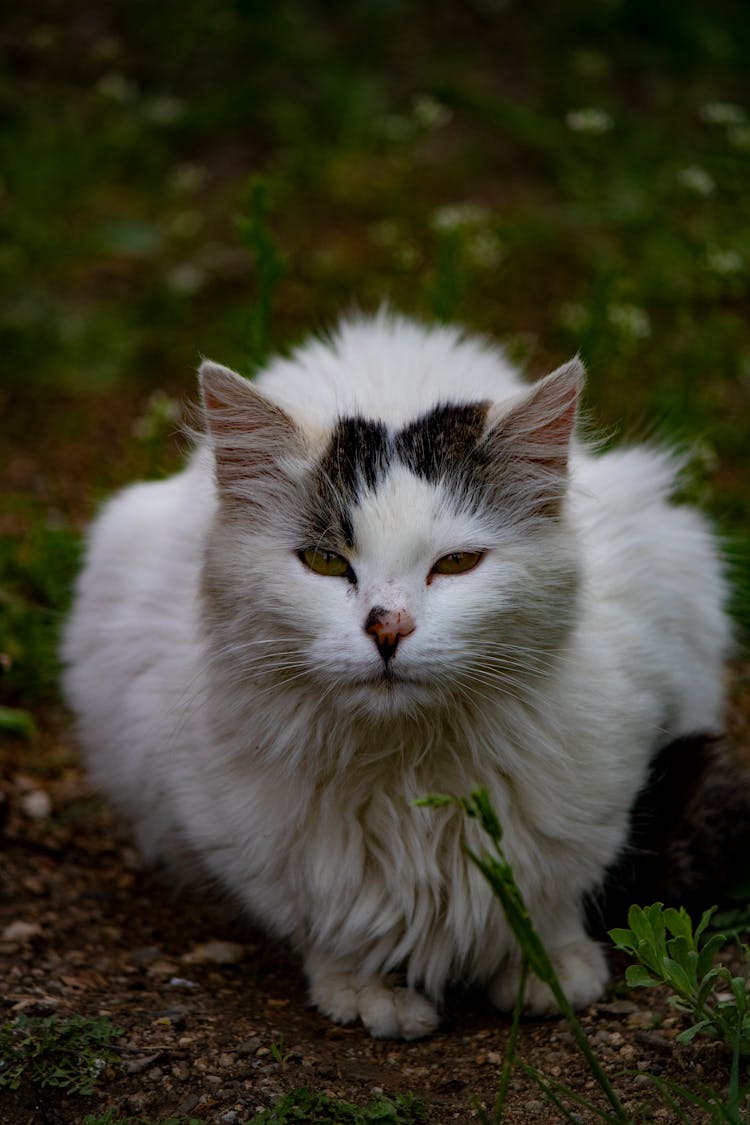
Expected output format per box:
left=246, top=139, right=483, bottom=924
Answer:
left=364, top=606, right=416, bottom=663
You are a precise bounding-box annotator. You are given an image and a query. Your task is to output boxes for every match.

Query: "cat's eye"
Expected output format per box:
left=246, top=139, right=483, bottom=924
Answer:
left=430, top=551, right=484, bottom=577
left=299, top=547, right=353, bottom=579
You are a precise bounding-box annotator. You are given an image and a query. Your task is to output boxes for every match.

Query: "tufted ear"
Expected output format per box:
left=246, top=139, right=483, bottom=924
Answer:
left=199, top=360, right=303, bottom=498
left=484, top=357, right=584, bottom=514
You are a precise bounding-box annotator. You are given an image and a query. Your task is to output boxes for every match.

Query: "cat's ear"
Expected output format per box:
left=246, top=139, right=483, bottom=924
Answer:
left=199, top=360, right=303, bottom=498
left=485, top=357, right=584, bottom=514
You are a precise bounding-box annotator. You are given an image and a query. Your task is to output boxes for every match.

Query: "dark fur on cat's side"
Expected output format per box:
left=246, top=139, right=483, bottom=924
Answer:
left=591, top=736, right=750, bottom=935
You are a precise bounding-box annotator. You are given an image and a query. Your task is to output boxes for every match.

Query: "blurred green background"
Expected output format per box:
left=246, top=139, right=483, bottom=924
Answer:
left=1, top=0, right=749, bottom=722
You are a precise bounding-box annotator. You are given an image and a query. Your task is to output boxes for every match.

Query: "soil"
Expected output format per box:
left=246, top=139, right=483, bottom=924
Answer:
left=0, top=703, right=744, bottom=1125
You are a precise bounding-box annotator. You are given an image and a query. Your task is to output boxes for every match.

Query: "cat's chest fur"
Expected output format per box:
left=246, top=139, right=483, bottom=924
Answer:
left=63, top=312, right=729, bottom=1039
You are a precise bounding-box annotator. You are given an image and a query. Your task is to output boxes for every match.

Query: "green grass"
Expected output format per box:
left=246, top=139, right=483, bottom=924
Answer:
left=0, top=1014, right=123, bottom=1096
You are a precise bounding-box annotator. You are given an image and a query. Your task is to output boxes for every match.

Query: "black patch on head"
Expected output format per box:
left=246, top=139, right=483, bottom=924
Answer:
left=394, top=402, right=490, bottom=486
left=305, top=416, right=390, bottom=546
left=301, top=402, right=491, bottom=548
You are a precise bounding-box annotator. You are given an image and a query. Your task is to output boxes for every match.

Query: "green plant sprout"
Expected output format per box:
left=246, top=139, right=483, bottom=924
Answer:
left=610, top=903, right=750, bottom=1119
left=237, top=175, right=286, bottom=372
left=418, top=788, right=629, bottom=1123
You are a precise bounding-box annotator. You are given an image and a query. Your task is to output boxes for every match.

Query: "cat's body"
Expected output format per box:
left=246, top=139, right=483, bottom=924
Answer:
left=63, top=313, right=729, bottom=1039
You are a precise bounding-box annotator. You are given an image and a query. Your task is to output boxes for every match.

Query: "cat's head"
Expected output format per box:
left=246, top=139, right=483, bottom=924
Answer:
left=199, top=355, right=583, bottom=722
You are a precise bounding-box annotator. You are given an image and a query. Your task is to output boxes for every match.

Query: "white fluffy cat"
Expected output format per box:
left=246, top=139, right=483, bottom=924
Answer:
left=62, top=312, right=729, bottom=1039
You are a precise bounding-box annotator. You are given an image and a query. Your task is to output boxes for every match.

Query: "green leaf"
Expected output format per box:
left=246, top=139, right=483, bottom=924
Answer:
left=625, top=964, right=660, bottom=988
left=697, top=932, right=728, bottom=979
left=608, top=927, right=638, bottom=954
left=676, top=1018, right=716, bottom=1044
left=663, top=906, right=694, bottom=943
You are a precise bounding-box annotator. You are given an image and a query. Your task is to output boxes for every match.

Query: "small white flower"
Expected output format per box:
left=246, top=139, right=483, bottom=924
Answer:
left=706, top=246, right=743, bottom=275
left=431, top=202, right=490, bottom=233
left=466, top=230, right=504, bottom=269
left=699, top=102, right=746, bottom=126
left=97, top=72, right=137, bottom=103
left=676, top=165, right=715, bottom=196
left=412, top=94, right=453, bottom=130
left=169, top=163, right=209, bottom=194
left=133, top=390, right=182, bottom=442
left=565, top=108, right=613, bottom=134
left=608, top=303, right=651, bottom=340
left=164, top=263, right=206, bottom=294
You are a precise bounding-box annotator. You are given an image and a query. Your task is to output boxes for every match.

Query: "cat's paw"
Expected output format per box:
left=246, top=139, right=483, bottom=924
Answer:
left=490, top=938, right=608, bottom=1016
left=310, top=973, right=440, bottom=1040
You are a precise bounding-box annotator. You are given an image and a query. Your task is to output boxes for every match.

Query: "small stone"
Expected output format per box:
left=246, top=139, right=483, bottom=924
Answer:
left=205, top=1073, right=222, bottom=1086
left=182, top=939, right=246, bottom=965
left=596, top=999, right=638, bottom=1017
left=167, top=976, right=198, bottom=990
left=20, top=790, right=52, bottom=819
left=237, top=1037, right=261, bottom=1056
left=635, top=1030, right=673, bottom=1054
left=485, top=1050, right=502, bottom=1065
left=11, top=997, right=58, bottom=1016
left=3, top=920, right=42, bottom=942
left=130, top=946, right=163, bottom=968
left=147, top=959, right=179, bottom=977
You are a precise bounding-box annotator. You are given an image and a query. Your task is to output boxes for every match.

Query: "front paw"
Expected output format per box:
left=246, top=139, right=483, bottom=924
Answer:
left=309, top=971, right=440, bottom=1040
left=490, top=938, right=608, bottom=1015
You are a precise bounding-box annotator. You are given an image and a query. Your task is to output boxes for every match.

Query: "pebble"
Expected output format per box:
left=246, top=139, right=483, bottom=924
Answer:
left=146, top=959, right=179, bottom=978
left=237, top=1037, right=262, bottom=1056
left=2, top=920, right=42, bottom=942
left=20, top=789, right=52, bottom=819
left=182, top=939, right=246, bottom=965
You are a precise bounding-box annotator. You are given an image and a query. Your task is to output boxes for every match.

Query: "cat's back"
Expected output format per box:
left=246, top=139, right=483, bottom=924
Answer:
left=254, top=311, right=524, bottom=428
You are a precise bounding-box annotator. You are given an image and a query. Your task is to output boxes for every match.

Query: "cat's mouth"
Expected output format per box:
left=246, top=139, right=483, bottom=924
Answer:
left=356, top=666, right=426, bottom=689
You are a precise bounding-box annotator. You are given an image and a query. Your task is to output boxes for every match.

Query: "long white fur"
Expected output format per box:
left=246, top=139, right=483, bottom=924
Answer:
left=62, top=312, right=729, bottom=1039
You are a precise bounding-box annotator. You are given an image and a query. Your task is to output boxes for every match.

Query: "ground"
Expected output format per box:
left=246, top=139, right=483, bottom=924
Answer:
left=0, top=717, right=742, bottom=1124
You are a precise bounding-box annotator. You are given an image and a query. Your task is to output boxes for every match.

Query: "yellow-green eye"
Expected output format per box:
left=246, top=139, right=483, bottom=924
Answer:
left=431, top=551, right=484, bottom=577
left=299, top=547, right=352, bottom=578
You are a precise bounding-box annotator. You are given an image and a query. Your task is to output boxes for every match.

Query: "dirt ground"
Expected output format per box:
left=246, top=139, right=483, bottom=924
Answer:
left=0, top=702, right=744, bottom=1125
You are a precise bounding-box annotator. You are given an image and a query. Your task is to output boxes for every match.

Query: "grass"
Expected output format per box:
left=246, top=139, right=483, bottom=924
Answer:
left=0, top=1014, right=123, bottom=1096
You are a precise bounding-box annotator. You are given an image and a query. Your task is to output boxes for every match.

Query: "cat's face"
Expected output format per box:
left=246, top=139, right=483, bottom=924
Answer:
left=200, top=359, right=582, bottom=720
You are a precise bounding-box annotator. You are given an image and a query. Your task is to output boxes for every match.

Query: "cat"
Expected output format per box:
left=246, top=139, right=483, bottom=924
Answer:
left=62, top=311, right=730, bottom=1040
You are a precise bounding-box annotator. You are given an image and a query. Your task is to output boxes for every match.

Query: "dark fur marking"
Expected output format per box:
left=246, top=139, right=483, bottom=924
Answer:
left=587, top=735, right=750, bottom=936
left=394, top=402, right=491, bottom=488
left=304, top=417, right=390, bottom=547
left=303, top=403, right=494, bottom=547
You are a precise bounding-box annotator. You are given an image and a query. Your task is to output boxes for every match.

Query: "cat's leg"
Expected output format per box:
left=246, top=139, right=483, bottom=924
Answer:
left=305, top=950, right=440, bottom=1040
left=489, top=912, right=608, bottom=1016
